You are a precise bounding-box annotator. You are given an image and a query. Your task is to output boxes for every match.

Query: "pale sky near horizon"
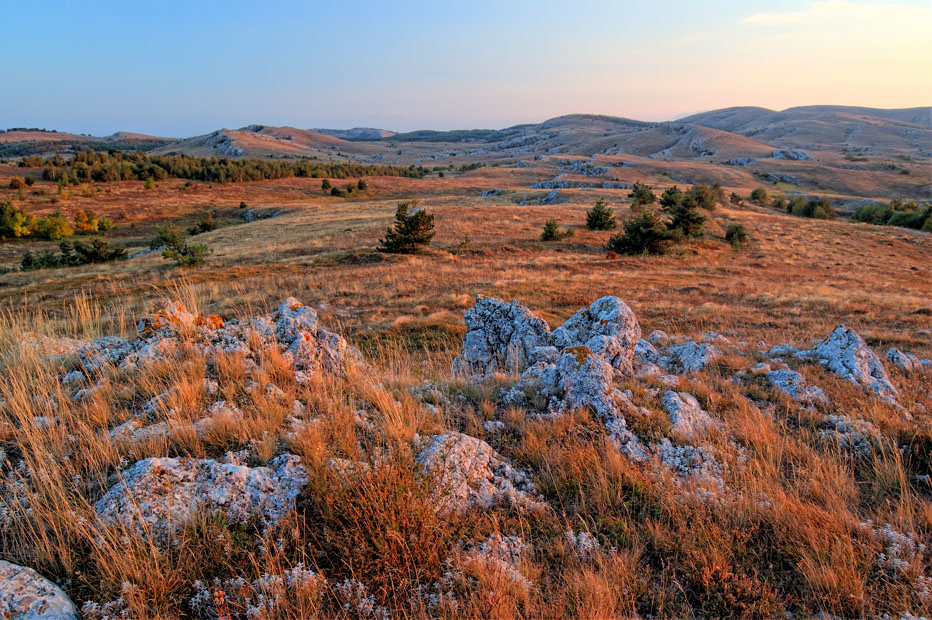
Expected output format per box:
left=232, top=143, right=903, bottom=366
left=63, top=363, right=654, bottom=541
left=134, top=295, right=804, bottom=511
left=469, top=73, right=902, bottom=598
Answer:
left=2, top=0, right=930, bottom=136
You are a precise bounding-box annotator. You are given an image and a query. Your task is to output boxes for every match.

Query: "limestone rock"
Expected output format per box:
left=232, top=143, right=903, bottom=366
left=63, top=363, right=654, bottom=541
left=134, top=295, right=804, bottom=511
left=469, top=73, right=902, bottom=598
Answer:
left=0, top=560, right=78, bottom=619
left=95, top=454, right=307, bottom=546
left=886, top=347, right=921, bottom=372
left=452, top=295, right=552, bottom=378
left=551, top=296, right=641, bottom=375
left=416, top=432, right=539, bottom=512
left=662, top=341, right=721, bottom=374
left=800, top=326, right=897, bottom=398
left=661, top=391, right=716, bottom=440
left=767, top=369, right=829, bottom=404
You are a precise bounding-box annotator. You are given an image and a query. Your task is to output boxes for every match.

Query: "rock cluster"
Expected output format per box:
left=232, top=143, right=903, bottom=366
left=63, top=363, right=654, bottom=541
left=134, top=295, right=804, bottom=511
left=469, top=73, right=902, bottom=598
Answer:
left=95, top=454, right=308, bottom=547
left=797, top=325, right=897, bottom=399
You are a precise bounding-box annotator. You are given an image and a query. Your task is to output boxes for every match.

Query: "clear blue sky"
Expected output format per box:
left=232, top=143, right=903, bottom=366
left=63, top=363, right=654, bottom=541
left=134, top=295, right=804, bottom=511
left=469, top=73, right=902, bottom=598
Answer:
left=3, top=0, right=930, bottom=136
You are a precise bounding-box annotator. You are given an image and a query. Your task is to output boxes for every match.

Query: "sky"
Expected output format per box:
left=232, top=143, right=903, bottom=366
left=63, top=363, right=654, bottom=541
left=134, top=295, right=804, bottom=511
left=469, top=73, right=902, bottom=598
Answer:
left=2, top=0, right=930, bottom=136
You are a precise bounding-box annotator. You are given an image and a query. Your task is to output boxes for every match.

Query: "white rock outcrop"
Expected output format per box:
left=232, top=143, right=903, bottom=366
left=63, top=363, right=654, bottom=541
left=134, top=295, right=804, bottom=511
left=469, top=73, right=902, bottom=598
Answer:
left=416, top=432, right=539, bottom=513
left=95, top=454, right=308, bottom=546
left=0, top=560, right=78, bottom=619
left=798, top=326, right=897, bottom=399
left=767, top=369, right=829, bottom=404
left=551, top=296, right=641, bottom=375
left=452, top=295, right=552, bottom=379
left=886, top=347, right=923, bottom=372
left=661, top=391, right=716, bottom=440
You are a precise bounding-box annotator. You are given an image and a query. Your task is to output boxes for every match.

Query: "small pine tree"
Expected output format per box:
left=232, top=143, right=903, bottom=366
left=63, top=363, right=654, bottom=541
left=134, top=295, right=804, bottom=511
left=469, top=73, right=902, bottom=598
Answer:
left=665, top=195, right=706, bottom=238
left=321, top=179, right=332, bottom=191
left=628, top=182, right=656, bottom=206
left=659, top=186, right=683, bottom=209
left=378, top=202, right=435, bottom=254
left=585, top=199, right=616, bottom=230
left=357, top=179, right=368, bottom=190
left=606, top=210, right=670, bottom=255
left=725, top=223, right=749, bottom=248
left=540, top=217, right=574, bottom=241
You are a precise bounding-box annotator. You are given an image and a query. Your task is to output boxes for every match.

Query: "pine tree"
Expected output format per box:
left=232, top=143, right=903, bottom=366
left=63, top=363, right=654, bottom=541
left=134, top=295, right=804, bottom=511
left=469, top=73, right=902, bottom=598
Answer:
left=585, top=198, right=616, bottom=230
left=665, top=195, right=706, bottom=238
left=378, top=202, right=435, bottom=254
left=540, top=217, right=573, bottom=241
left=628, top=182, right=656, bottom=207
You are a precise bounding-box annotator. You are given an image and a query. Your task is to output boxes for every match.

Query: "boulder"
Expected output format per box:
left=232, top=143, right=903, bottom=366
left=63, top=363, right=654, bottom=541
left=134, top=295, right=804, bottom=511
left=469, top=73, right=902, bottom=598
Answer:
left=772, top=148, right=815, bottom=161
left=95, top=454, right=307, bottom=547
left=886, top=347, right=921, bottom=372
left=662, top=341, right=721, bottom=374
left=0, top=560, right=78, bottom=619
left=800, top=326, right=897, bottom=398
left=552, top=296, right=641, bottom=375
left=452, top=295, right=552, bottom=378
left=767, top=369, right=829, bottom=404
left=416, top=432, right=539, bottom=512
left=661, top=391, right=716, bottom=440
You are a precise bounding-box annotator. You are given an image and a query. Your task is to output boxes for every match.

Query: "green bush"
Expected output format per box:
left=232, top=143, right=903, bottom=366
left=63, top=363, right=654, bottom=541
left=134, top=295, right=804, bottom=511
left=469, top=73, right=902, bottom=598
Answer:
left=887, top=210, right=926, bottom=229
left=606, top=210, right=670, bottom=255
left=163, top=242, right=212, bottom=267
left=772, top=197, right=786, bottom=211
left=357, top=179, right=368, bottom=191
left=659, top=186, right=684, bottom=209
left=540, top=217, right=574, bottom=241
left=150, top=224, right=186, bottom=251
left=628, top=182, right=656, bottom=207
left=189, top=210, right=218, bottom=235
left=852, top=202, right=893, bottom=225
left=750, top=187, right=768, bottom=203
left=725, top=223, right=749, bottom=248
left=21, top=239, right=126, bottom=271
left=685, top=183, right=717, bottom=210
left=790, top=196, right=835, bottom=219
left=585, top=198, right=616, bottom=230
left=321, top=179, right=332, bottom=191
left=0, top=201, right=33, bottom=238
left=923, top=216, right=932, bottom=232
left=378, top=202, right=435, bottom=254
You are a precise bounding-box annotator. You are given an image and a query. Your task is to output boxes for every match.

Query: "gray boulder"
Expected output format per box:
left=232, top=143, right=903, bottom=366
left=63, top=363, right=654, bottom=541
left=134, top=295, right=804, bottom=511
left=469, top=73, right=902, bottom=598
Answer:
left=0, top=560, right=78, bottom=619
left=552, top=296, right=641, bottom=375
left=799, top=326, right=897, bottom=399
left=452, top=295, right=552, bottom=378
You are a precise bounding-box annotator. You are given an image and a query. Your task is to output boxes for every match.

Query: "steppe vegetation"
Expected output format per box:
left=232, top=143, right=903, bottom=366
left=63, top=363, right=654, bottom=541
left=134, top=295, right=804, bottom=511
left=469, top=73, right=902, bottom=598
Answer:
left=0, top=127, right=930, bottom=619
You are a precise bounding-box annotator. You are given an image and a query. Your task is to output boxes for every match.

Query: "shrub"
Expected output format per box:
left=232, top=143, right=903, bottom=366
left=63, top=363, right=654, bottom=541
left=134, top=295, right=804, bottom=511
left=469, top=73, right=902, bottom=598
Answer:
left=852, top=202, right=893, bottom=225
left=628, top=182, right=656, bottom=207
left=378, top=201, right=435, bottom=254
left=725, top=223, right=749, bottom=248
left=540, top=217, right=574, bottom=241
left=887, top=210, right=926, bottom=229
left=321, top=179, right=332, bottom=191
left=606, top=210, right=670, bottom=255
left=923, top=216, right=932, bottom=232
left=34, top=211, right=73, bottom=240
left=189, top=210, right=217, bottom=235
left=8, top=176, right=26, bottom=190
left=664, top=195, right=705, bottom=238
left=73, top=209, right=100, bottom=234
left=585, top=198, right=616, bottom=230
left=750, top=187, right=769, bottom=203
left=730, top=192, right=743, bottom=205
left=685, top=182, right=717, bottom=210
left=772, top=197, right=786, bottom=211
left=144, top=177, right=155, bottom=190
left=791, top=197, right=835, bottom=219
left=21, top=239, right=126, bottom=271
left=150, top=224, right=186, bottom=251
left=163, top=242, right=212, bottom=267
left=357, top=179, right=368, bottom=191
left=0, top=202, right=33, bottom=238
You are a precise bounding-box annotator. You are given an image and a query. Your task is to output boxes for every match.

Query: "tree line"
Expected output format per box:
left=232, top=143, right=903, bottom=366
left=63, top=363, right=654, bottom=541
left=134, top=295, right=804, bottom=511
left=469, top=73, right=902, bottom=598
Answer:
left=29, top=151, right=429, bottom=184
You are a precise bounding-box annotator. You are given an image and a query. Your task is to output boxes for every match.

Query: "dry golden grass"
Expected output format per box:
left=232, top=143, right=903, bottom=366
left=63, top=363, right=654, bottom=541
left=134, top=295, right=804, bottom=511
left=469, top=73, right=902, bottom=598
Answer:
left=0, top=170, right=930, bottom=618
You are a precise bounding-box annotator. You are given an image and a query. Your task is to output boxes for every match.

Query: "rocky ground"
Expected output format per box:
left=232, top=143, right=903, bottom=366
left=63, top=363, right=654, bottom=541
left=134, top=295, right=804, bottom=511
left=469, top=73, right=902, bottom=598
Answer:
left=1, top=290, right=929, bottom=618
